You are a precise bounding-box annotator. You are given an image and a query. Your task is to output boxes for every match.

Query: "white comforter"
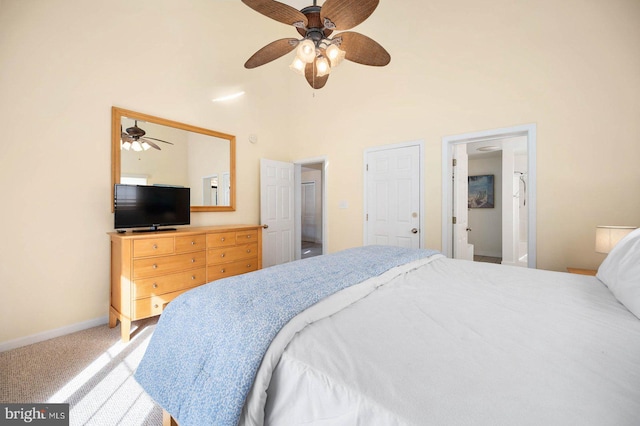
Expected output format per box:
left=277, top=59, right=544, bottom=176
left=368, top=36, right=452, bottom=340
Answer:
left=241, top=256, right=640, bottom=426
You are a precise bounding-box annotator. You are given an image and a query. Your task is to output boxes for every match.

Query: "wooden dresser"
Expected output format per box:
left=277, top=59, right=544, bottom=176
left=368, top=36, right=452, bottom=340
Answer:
left=108, top=225, right=262, bottom=341
left=567, top=267, right=597, bottom=276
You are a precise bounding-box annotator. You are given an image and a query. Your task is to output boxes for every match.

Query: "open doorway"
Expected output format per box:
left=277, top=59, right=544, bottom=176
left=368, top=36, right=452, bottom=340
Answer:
left=442, top=124, right=536, bottom=268
left=467, top=138, right=529, bottom=266
left=467, top=148, right=503, bottom=264
left=301, top=166, right=323, bottom=258
left=294, top=159, right=327, bottom=260
left=260, top=157, right=326, bottom=266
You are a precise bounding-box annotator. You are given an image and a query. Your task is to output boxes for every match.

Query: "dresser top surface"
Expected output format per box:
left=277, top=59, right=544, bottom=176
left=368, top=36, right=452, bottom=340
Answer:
left=108, top=224, right=262, bottom=240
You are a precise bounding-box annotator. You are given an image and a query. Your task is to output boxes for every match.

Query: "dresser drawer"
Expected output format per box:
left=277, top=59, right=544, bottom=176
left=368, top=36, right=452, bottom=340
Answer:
left=207, top=232, right=237, bottom=248
left=207, top=258, right=258, bottom=281
left=175, top=234, right=206, bottom=253
left=133, top=267, right=206, bottom=299
left=133, top=251, right=207, bottom=279
left=133, top=290, right=188, bottom=319
left=236, top=230, right=258, bottom=244
left=207, top=243, right=258, bottom=265
left=133, top=237, right=174, bottom=258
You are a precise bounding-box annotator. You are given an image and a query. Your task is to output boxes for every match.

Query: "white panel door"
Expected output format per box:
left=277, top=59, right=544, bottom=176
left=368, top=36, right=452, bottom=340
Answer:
left=365, top=145, right=421, bottom=248
left=260, top=159, right=295, bottom=268
left=221, top=172, right=230, bottom=205
left=453, top=144, right=474, bottom=260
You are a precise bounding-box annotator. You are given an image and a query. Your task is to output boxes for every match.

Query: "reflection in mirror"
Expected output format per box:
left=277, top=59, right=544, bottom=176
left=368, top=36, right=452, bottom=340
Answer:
left=112, top=107, right=236, bottom=212
left=203, top=175, right=219, bottom=206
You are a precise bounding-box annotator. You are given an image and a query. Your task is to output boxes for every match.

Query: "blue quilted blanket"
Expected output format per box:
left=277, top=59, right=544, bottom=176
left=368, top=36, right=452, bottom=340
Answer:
left=134, top=245, right=438, bottom=425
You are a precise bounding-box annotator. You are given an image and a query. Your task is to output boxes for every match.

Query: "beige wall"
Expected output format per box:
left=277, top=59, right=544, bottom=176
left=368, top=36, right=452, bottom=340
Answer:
left=1, top=0, right=639, bottom=345
left=283, top=0, right=640, bottom=266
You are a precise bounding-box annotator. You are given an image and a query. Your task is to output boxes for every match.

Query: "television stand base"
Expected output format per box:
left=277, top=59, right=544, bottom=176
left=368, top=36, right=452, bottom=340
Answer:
left=132, top=227, right=177, bottom=233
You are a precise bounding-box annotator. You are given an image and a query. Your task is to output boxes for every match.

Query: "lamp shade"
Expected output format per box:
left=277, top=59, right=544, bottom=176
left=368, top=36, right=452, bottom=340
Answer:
left=326, top=44, right=345, bottom=67
left=131, top=141, right=143, bottom=152
left=296, top=39, right=316, bottom=64
left=595, top=226, right=637, bottom=253
left=315, top=56, right=331, bottom=77
left=289, top=57, right=305, bottom=75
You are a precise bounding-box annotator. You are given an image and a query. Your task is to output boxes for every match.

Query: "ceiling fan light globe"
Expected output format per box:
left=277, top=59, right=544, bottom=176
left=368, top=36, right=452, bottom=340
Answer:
left=121, top=141, right=132, bottom=151
left=131, top=141, right=143, bottom=152
left=316, top=56, right=331, bottom=77
left=326, top=44, right=345, bottom=67
left=141, top=141, right=151, bottom=151
left=289, top=57, right=306, bottom=75
left=297, top=39, right=316, bottom=63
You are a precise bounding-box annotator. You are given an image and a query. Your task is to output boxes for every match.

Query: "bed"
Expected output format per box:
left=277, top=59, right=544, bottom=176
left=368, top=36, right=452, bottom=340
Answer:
left=135, top=229, right=640, bottom=426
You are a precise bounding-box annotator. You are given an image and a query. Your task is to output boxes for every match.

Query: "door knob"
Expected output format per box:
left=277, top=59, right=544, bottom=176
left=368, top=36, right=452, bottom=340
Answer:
left=262, top=224, right=269, bottom=229
left=411, top=228, right=418, bottom=234
left=466, top=227, right=472, bottom=232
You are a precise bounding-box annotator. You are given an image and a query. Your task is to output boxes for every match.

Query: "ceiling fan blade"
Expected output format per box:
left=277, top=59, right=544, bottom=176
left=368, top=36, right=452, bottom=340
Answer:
left=336, top=31, right=390, bottom=66
left=304, top=62, right=329, bottom=89
left=241, top=0, right=308, bottom=27
left=144, top=137, right=174, bottom=145
left=121, top=132, right=134, bottom=142
left=140, top=138, right=161, bottom=150
left=321, top=0, right=379, bottom=30
left=245, top=38, right=298, bottom=69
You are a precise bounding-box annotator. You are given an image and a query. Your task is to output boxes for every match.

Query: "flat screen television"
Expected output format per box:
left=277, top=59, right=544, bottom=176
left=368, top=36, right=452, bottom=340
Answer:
left=114, top=184, right=190, bottom=232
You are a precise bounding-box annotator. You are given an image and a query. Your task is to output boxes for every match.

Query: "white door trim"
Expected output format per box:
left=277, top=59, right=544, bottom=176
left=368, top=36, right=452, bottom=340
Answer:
left=294, top=156, right=328, bottom=259
left=441, top=124, right=537, bottom=268
left=364, top=140, right=425, bottom=248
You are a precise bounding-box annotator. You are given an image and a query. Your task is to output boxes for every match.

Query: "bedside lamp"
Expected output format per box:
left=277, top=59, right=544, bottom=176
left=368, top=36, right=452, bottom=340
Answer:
left=595, top=226, right=637, bottom=254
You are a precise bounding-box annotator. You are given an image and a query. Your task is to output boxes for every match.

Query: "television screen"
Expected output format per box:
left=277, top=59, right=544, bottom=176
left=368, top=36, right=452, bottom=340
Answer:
left=114, top=184, right=190, bottom=231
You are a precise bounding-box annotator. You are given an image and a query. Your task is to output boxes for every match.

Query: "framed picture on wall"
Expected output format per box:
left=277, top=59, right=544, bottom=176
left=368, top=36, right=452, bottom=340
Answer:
left=468, top=175, right=495, bottom=208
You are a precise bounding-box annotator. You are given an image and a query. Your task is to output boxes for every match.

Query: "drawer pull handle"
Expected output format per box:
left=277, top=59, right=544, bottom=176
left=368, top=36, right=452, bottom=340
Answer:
left=191, top=241, right=196, bottom=245
left=152, top=283, right=158, bottom=289
left=153, top=244, right=158, bottom=249
left=191, top=258, right=196, bottom=263
left=247, top=264, right=252, bottom=268
left=191, top=275, right=196, bottom=280
left=152, top=264, right=158, bottom=269
left=221, top=237, right=225, bottom=242
left=220, top=253, right=225, bottom=258
left=246, top=249, right=251, bottom=253
left=154, top=304, right=159, bottom=309
left=221, top=269, right=226, bottom=273
left=246, top=235, right=251, bottom=239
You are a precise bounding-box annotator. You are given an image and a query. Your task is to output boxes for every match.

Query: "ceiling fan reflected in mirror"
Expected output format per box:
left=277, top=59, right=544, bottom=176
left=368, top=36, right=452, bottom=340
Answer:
left=242, top=0, right=390, bottom=89
left=120, top=120, right=174, bottom=152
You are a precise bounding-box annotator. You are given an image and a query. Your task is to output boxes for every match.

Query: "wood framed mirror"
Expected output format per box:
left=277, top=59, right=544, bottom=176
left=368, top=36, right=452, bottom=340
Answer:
left=111, top=107, right=236, bottom=212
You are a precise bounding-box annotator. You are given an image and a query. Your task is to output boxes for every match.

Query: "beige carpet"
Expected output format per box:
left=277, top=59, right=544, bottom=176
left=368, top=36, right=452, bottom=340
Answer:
left=0, top=318, right=163, bottom=425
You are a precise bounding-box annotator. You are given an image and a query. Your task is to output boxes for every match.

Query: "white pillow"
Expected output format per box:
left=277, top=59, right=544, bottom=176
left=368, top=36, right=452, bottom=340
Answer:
left=597, top=228, right=640, bottom=319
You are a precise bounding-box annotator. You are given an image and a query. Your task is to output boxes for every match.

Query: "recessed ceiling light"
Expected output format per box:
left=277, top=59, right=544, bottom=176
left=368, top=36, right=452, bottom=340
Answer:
left=211, top=91, right=245, bottom=102
left=477, top=145, right=501, bottom=152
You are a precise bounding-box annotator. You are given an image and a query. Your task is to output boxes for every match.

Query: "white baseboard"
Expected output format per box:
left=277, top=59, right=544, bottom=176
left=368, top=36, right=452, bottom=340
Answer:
left=0, top=316, right=109, bottom=352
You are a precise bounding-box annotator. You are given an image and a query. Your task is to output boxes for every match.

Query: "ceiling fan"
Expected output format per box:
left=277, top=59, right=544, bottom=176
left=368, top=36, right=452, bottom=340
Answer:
left=242, top=0, right=390, bottom=89
left=121, top=121, right=174, bottom=152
